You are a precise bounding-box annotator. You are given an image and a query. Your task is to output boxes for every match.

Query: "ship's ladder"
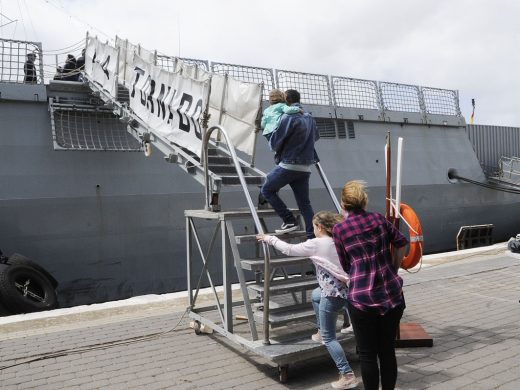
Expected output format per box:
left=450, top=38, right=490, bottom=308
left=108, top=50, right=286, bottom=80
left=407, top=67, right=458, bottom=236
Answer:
left=74, top=56, right=349, bottom=379
left=73, top=74, right=266, bottom=210
left=184, top=125, right=350, bottom=382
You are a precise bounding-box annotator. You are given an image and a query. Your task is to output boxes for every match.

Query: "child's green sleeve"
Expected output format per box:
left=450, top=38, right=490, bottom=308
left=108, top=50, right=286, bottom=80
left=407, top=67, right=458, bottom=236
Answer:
left=282, top=105, right=301, bottom=115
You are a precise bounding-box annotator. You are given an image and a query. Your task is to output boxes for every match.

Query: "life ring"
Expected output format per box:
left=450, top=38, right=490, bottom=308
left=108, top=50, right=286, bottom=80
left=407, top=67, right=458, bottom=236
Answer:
left=399, top=203, right=423, bottom=270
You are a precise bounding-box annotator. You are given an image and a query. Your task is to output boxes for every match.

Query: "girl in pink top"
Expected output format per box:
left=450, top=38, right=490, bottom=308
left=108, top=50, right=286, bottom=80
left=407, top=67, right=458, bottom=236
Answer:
left=257, top=211, right=359, bottom=389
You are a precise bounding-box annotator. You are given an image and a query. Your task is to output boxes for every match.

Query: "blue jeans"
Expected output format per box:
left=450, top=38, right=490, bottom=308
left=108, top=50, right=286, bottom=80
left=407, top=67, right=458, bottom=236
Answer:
left=260, top=166, right=314, bottom=238
left=311, top=288, right=353, bottom=374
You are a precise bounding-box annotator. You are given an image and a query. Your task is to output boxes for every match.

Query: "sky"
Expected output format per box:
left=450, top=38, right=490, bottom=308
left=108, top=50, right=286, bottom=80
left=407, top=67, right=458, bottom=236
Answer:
left=1, top=0, right=519, bottom=127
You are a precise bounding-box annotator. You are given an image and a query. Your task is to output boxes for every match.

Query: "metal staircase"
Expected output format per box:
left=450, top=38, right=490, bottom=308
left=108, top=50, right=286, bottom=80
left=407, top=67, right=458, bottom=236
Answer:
left=73, top=72, right=348, bottom=381
left=185, top=125, right=352, bottom=382
left=74, top=76, right=266, bottom=210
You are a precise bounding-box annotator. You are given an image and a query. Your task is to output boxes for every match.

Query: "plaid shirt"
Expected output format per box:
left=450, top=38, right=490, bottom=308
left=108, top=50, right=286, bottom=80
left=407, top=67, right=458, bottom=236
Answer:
left=333, top=210, right=408, bottom=315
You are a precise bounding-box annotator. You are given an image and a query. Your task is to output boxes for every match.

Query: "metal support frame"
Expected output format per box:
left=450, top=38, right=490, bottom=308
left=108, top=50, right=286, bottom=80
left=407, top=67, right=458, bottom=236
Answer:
left=202, top=125, right=271, bottom=344
left=225, top=220, right=259, bottom=340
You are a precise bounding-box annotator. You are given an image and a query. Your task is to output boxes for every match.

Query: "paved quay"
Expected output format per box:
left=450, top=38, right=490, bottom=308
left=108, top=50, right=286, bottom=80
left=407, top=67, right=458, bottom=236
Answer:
left=0, top=245, right=519, bottom=389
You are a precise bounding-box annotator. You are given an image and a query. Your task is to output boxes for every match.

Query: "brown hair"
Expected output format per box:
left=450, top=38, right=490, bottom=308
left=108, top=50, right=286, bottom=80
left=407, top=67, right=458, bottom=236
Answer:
left=341, top=180, right=368, bottom=212
left=312, top=211, right=343, bottom=236
left=269, top=89, right=285, bottom=105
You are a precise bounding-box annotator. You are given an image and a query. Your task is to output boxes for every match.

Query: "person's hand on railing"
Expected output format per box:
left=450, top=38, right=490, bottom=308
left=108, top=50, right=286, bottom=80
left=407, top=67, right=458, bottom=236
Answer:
left=256, top=234, right=271, bottom=242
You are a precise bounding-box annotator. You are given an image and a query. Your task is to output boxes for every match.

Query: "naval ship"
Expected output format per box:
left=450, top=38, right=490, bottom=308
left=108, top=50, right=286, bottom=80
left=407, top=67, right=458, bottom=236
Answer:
left=0, top=36, right=519, bottom=310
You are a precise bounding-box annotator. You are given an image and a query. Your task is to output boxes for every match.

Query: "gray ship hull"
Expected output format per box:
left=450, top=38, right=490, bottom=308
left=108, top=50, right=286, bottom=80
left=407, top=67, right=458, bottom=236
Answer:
left=1, top=97, right=519, bottom=307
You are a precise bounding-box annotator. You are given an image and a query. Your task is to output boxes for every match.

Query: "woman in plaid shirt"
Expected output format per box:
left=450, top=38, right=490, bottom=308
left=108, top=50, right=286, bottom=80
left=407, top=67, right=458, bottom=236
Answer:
left=332, top=181, right=408, bottom=390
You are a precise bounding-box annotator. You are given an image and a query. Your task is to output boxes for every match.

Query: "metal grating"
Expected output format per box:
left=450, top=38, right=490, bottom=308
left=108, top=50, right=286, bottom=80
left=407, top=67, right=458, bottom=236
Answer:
left=51, top=106, right=142, bottom=151
left=315, top=118, right=336, bottom=138
left=0, top=39, right=43, bottom=84
left=498, top=156, right=520, bottom=185
left=211, top=62, right=274, bottom=101
left=380, top=82, right=421, bottom=112
left=337, top=121, right=347, bottom=138
left=156, top=55, right=209, bottom=72
left=346, top=121, right=355, bottom=139
left=422, top=87, right=461, bottom=116
left=331, top=77, right=380, bottom=110
left=276, top=70, right=332, bottom=106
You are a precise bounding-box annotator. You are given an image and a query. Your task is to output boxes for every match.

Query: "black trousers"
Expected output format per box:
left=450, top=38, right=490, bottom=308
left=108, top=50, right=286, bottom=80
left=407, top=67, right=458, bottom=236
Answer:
left=348, top=302, right=404, bottom=390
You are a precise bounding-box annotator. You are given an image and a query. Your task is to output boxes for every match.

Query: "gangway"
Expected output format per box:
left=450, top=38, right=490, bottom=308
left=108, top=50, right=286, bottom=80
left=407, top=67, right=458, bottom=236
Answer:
left=58, top=36, right=352, bottom=382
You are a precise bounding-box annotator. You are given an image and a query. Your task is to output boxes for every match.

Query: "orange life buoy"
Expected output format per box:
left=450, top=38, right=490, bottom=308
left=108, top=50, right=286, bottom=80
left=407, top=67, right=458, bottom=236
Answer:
left=399, top=203, right=423, bottom=270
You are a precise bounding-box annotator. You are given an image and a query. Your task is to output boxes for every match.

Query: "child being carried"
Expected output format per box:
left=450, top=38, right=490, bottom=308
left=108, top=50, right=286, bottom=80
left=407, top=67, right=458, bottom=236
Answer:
left=260, top=89, right=302, bottom=140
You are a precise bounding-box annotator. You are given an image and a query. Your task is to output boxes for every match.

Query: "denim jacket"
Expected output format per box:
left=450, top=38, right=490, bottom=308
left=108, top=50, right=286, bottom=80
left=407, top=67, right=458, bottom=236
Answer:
left=268, top=104, right=320, bottom=165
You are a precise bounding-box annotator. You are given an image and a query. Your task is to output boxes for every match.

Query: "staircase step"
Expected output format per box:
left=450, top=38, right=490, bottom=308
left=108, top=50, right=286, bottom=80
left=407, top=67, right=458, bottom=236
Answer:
left=247, top=276, right=318, bottom=295
left=208, top=155, right=232, bottom=164
left=208, top=164, right=248, bottom=174
left=117, top=85, right=130, bottom=103
left=235, top=230, right=306, bottom=244
left=221, top=175, right=264, bottom=185
left=240, top=256, right=311, bottom=271
left=254, top=303, right=316, bottom=328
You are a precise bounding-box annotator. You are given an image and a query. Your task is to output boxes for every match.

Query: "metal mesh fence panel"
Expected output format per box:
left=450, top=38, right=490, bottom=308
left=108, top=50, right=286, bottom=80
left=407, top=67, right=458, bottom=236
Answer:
left=51, top=107, right=141, bottom=151
left=276, top=70, right=332, bottom=106
left=0, top=39, right=43, bottom=84
left=156, top=55, right=209, bottom=72
left=211, top=62, right=274, bottom=101
left=422, top=87, right=460, bottom=116
left=331, top=77, right=380, bottom=109
left=380, top=82, right=421, bottom=112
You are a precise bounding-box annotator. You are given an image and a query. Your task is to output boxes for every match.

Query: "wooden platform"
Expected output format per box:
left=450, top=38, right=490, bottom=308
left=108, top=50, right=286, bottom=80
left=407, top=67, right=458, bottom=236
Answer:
left=395, top=323, right=433, bottom=348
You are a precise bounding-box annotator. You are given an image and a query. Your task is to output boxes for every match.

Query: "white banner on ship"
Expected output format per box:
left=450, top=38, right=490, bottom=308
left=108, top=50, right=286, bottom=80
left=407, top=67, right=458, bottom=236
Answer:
left=115, top=36, right=155, bottom=86
left=87, top=36, right=262, bottom=157
left=207, top=74, right=262, bottom=156
left=84, top=37, right=118, bottom=96
left=129, top=55, right=208, bottom=156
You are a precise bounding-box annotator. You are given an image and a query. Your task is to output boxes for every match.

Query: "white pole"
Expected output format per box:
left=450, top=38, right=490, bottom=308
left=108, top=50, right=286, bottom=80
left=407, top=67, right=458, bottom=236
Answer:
left=395, top=137, right=404, bottom=219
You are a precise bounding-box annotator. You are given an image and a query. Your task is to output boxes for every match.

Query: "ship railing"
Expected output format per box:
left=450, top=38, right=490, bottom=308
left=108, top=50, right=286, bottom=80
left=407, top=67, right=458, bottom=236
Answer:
left=0, top=38, right=44, bottom=84
left=201, top=61, right=463, bottom=126
left=498, top=156, right=520, bottom=185
left=212, top=62, right=275, bottom=102
left=0, top=35, right=464, bottom=126
left=156, top=54, right=210, bottom=73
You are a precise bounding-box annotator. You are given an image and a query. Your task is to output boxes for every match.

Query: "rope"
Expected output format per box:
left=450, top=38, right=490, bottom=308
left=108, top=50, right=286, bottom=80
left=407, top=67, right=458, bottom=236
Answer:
left=452, top=173, right=520, bottom=195
left=388, top=199, right=420, bottom=235
left=43, top=39, right=85, bottom=53
left=404, top=242, right=423, bottom=274
left=0, top=307, right=190, bottom=371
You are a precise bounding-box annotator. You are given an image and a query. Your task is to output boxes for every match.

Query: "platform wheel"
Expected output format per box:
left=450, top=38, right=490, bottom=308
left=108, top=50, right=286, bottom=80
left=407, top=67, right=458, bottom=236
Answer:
left=278, top=365, right=289, bottom=383
left=193, top=320, right=202, bottom=335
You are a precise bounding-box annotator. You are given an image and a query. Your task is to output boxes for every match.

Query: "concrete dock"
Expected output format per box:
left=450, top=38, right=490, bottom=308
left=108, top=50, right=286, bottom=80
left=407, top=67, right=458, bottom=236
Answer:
left=0, top=244, right=519, bottom=389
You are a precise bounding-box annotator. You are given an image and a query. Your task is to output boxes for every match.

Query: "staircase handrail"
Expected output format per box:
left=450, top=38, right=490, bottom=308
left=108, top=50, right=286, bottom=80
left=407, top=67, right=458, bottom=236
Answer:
left=203, top=125, right=272, bottom=345
left=315, top=159, right=342, bottom=213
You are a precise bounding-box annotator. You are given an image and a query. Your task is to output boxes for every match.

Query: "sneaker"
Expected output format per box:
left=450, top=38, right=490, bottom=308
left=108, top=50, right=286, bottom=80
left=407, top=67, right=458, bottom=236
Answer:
left=275, top=222, right=298, bottom=234
left=331, top=372, right=359, bottom=389
left=311, top=330, right=323, bottom=343
left=340, top=325, right=353, bottom=334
